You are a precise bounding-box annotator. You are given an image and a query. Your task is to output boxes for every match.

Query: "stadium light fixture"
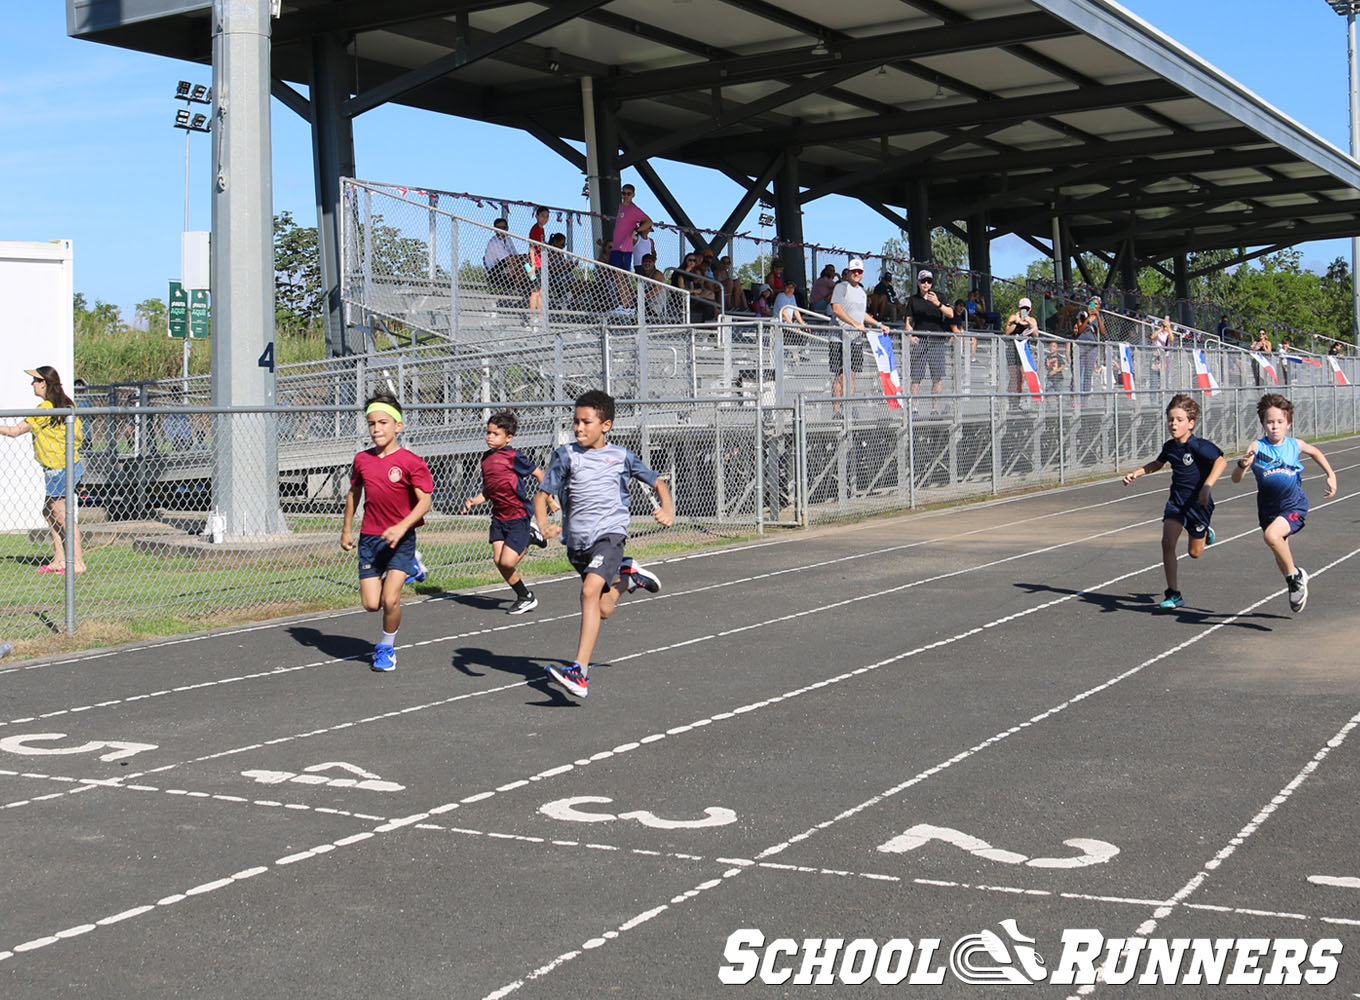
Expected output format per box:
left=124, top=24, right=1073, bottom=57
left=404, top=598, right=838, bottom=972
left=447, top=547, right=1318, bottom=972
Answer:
left=1322, top=0, right=1360, bottom=337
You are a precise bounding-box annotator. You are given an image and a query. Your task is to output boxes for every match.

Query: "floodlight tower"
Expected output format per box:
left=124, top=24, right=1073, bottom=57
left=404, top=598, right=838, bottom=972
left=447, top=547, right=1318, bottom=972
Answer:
left=1326, top=0, right=1360, bottom=341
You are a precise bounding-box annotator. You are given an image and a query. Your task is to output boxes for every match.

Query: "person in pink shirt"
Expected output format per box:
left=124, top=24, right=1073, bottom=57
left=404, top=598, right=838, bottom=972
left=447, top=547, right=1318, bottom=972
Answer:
left=527, top=205, right=549, bottom=311
left=609, top=184, right=650, bottom=306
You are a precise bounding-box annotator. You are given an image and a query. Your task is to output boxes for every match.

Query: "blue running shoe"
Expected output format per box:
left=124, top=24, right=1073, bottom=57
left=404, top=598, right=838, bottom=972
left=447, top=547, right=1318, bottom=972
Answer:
left=1158, top=589, right=1184, bottom=610
left=372, top=643, right=396, bottom=672
left=619, top=557, right=660, bottom=594
left=545, top=662, right=588, bottom=698
left=1206, top=528, right=1215, bottom=546
left=406, top=549, right=428, bottom=585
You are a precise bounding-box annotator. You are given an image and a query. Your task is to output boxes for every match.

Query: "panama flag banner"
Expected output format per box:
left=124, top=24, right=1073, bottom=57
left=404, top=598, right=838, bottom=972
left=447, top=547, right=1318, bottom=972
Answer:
left=867, top=329, right=904, bottom=409
left=1013, top=338, right=1043, bottom=399
left=1250, top=351, right=1279, bottom=385
left=1119, top=343, right=1136, bottom=399
left=1283, top=352, right=1323, bottom=368
left=1328, top=355, right=1351, bottom=386
left=1192, top=349, right=1219, bottom=395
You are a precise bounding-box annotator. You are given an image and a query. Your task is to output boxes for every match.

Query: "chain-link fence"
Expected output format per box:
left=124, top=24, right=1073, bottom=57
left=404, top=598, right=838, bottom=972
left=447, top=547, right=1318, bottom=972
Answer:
left=341, top=180, right=691, bottom=349
left=0, top=399, right=767, bottom=645
left=799, top=381, right=1360, bottom=525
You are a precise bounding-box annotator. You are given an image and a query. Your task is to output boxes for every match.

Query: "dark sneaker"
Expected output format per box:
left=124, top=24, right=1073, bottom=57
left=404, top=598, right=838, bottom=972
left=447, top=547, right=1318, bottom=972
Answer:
left=371, top=643, right=396, bottom=672
left=1158, top=589, right=1184, bottom=610
left=545, top=662, right=588, bottom=698
left=1288, top=568, right=1308, bottom=613
left=406, top=549, right=428, bottom=584
left=619, top=557, right=661, bottom=594
left=507, top=591, right=538, bottom=615
left=528, top=519, right=548, bottom=549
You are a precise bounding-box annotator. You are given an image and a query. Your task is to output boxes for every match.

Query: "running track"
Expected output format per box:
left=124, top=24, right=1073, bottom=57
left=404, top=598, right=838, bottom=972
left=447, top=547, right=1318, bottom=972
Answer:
left=2, top=435, right=1359, bottom=998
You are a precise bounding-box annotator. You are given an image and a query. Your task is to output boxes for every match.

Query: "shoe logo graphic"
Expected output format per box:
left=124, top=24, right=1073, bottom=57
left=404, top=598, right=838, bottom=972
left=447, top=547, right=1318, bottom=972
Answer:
left=949, top=919, right=1047, bottom=985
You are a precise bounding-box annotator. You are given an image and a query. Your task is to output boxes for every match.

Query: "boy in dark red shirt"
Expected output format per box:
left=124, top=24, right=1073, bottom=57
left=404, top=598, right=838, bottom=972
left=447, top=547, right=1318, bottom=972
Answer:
left=341, top=393, right=433, bottom=671
left=462, top=410, right=554, bottom=614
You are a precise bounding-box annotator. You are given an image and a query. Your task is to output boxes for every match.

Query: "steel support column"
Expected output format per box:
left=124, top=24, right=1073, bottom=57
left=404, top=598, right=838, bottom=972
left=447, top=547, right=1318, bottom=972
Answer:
left=309, top=31, right=356, bottom=357
left=967, top=212, right=992, bottom=306
left=907, top=177, right=931, bottom=268
left=1119, top=236, right=1138, bottom=311
left=774, top=150, right=806, bottom=292
left=210, top=0, right=285, bottom=537
left=1173, top=252, right=1191, bottom=327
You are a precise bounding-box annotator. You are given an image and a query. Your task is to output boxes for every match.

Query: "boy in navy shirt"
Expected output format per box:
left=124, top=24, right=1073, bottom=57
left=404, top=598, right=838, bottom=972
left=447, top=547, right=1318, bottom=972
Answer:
left=462, top=411, right=554, bottom=614
left=534, top=390, right=674, bottom=699
left=341, top=392, right=434, bottom=671
left=1122, top=393, right=1227, bottom=609
left=1230, top=393, right=1337, bottom=613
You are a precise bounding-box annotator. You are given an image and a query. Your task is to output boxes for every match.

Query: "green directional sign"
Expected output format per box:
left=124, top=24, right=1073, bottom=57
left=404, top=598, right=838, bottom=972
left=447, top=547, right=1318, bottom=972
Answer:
left=168, top=281, right=188, bottom=339
left=189, top=288, right=210, bottom=338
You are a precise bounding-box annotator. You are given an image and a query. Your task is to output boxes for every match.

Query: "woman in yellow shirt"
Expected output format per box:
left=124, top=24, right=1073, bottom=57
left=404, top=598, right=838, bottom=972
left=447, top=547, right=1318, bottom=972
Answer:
left=1, top=366, right=85, bottom=573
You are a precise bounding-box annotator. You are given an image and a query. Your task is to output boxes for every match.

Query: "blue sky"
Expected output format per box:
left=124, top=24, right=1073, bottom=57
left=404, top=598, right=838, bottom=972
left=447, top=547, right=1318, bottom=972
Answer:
left=2, top=1, right=1355, bottom=320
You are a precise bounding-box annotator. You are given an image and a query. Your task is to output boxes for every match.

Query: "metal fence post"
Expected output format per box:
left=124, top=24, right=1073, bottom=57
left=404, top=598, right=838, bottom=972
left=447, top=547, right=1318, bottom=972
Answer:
left=64, top=412, right=77, bottom=634
left=755, top=395, right=765, bottom=535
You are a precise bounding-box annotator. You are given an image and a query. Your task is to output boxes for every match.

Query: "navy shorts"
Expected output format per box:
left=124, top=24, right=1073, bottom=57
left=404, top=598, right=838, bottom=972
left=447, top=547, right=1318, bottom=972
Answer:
left=608, top=249, right=633, bottom=270
left=358, top=530, right=418, bottom=581
left=1261, top=508, right=1307, bottom=535
left=567, top=533, right=627, bottom=590
left=44, top=460, right=84, bottom=499
left=490, top=516, right=531, bottom=554
left=1165, top=498, right=1214, bottom=539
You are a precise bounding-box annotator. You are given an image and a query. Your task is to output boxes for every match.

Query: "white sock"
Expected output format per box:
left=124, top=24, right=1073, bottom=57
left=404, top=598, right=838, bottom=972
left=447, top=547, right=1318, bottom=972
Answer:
left=380, top=630, right=397, bottom=646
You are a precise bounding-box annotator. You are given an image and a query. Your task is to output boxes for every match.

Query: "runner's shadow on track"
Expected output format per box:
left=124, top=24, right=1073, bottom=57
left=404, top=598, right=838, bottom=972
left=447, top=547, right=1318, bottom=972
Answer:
left=450, top=646, right=580, bottom=707
left=285, top=626, right=372, bottom=660
left=438, top=593, right=511, bottom=612
left=1013, top=583, right=1286, bottom=632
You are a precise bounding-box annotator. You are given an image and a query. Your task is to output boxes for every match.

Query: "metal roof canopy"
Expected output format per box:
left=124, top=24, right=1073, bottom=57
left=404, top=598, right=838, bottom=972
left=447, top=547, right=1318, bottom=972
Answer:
left=70, top=0, right=1360, bottom=302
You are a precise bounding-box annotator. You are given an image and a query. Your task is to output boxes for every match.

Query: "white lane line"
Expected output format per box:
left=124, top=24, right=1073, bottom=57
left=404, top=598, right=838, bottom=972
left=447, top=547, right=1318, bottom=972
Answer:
left=477, top=544, right=1360, bottom=999
left=412, top=821, right=1360, bottom=928
left=0, top=471, right=1192, bottom=706
left=4, top=507, right=1354, bottom=964
left=1067, top=710, right=1360, bottom=998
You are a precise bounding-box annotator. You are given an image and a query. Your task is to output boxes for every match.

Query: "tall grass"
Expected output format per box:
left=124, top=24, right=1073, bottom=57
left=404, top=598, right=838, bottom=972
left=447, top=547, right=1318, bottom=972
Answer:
left=75, top=317, right=328, bottom=385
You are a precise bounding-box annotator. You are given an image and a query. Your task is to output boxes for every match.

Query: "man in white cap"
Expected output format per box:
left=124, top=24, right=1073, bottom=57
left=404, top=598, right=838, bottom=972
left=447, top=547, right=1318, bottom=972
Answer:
left=828, top=258, right=885, bottom=404
left=906, top=269, right=955, bottom=410
left=1003, top=297, right=1040, bottom=405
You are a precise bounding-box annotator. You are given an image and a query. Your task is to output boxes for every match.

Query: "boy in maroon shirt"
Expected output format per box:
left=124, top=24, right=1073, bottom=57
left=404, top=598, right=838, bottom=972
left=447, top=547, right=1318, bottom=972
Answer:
left=462, top=410, right=554, bottom=613
left=341, top=393, right=433, bottom=671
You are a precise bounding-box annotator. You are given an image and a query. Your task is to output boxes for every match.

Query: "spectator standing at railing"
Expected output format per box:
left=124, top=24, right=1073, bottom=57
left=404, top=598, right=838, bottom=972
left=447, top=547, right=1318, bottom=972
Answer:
left=1045, top=339, right=1069, bottom=393
left=609, top=183, right=651, bottom=307
left=527, top=206, right=549, bottom=312
left=1074, top=307, right=1098, bottom=402
left=1002, top=298, right=1039, bottom=407
left=1150, top=317, right=1176, bottom=390
left=829, top=258, right=884, bottom=404
left=906, top=269, right=954, bottom=410
left=1, top=366, right=86, bottom=575
left=1277, top=337, right=1294, bottom=386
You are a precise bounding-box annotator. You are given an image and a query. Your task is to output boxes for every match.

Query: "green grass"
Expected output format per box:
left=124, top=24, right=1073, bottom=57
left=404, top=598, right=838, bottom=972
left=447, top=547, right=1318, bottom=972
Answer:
left=0, top=522, right=755, bottom=659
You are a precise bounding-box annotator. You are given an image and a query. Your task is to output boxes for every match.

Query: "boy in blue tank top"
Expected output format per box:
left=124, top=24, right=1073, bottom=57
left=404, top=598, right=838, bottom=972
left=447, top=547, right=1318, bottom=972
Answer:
left=1122, top=394, right=1227, bottom=609
left=534, top=390, right=674, bottom=699
left=1230, top=393, right=1337, bottom=613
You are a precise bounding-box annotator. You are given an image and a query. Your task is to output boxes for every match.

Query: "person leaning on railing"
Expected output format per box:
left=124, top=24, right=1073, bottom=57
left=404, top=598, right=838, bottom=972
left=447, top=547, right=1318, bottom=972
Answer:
left=0, top=366, right=86, bottom=574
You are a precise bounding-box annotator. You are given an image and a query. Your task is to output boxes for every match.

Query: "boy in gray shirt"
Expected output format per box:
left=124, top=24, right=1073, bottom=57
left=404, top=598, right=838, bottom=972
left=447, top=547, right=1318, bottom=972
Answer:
left=535, top=390, right=674, bottom=698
